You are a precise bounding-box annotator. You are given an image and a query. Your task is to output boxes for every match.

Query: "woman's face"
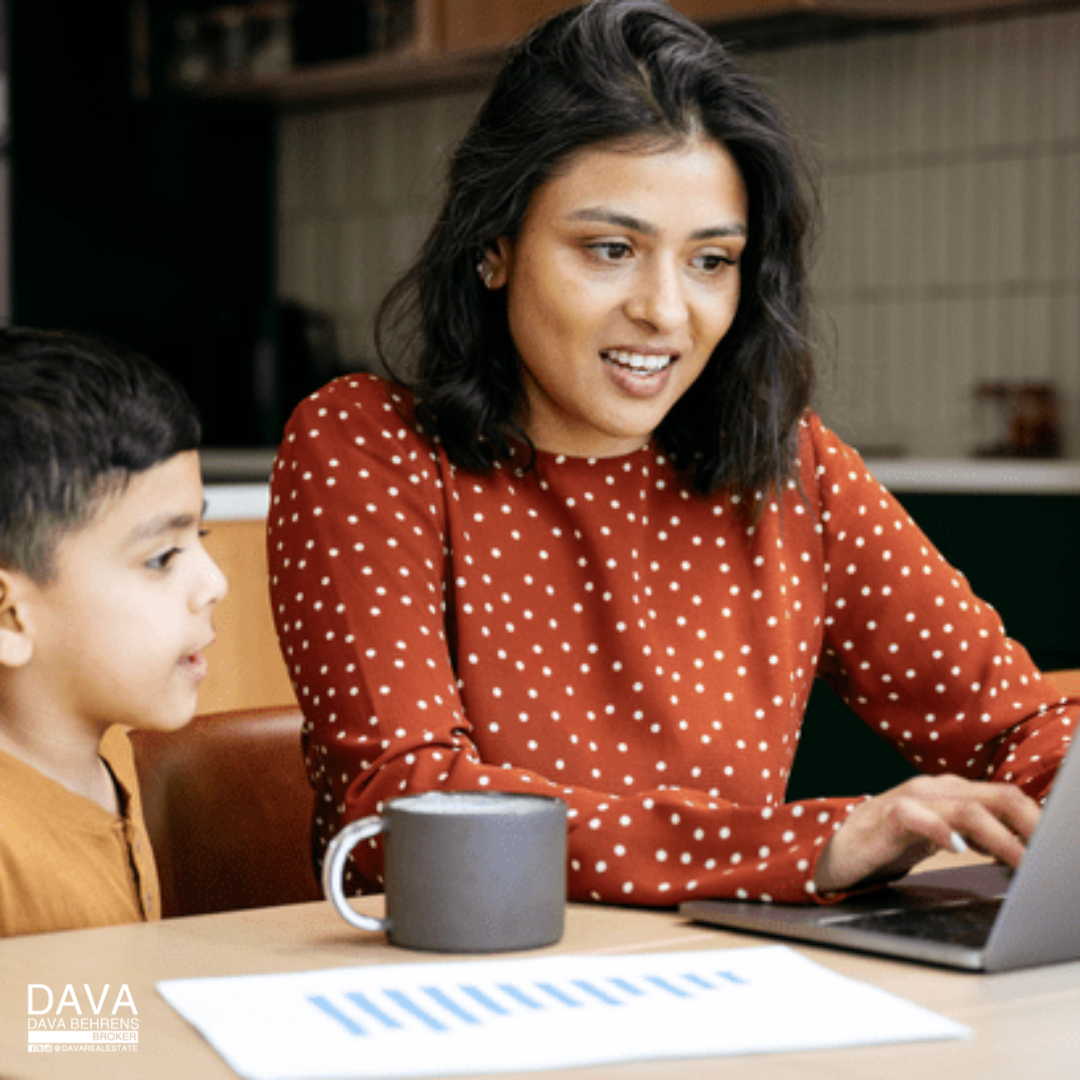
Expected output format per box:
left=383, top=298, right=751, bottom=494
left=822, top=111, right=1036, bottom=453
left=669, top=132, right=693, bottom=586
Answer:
left=489, top=135, right=748, bottom=458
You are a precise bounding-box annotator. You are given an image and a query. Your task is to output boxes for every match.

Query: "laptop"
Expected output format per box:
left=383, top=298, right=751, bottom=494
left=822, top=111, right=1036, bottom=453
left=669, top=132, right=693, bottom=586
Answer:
left=680, top=731, right=1080, bottom=972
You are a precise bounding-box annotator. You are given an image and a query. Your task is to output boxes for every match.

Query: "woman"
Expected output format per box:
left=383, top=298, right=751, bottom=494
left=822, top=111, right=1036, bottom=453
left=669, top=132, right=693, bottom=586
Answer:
left=268, top=0, right=1076, bottom=905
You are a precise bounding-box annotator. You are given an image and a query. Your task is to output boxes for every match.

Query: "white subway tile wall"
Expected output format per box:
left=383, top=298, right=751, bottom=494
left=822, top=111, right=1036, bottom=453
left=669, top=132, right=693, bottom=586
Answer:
left=745, top=7, right=1080, bottom=458
left=276, top=6, right=1080, bottom=459
left=278, top=92, right=487, bottom=371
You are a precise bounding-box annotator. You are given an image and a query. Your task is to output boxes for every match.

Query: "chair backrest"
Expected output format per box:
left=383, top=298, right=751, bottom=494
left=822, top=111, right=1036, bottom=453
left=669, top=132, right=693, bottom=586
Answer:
left=1048, top=669, right=1080, bottom=698
left=129, top=707, right=320, bottom=918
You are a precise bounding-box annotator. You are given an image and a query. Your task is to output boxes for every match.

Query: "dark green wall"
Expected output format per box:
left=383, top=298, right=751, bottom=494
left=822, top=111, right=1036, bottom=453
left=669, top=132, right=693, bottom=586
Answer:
left=788, top=492, right=1080, bottom=799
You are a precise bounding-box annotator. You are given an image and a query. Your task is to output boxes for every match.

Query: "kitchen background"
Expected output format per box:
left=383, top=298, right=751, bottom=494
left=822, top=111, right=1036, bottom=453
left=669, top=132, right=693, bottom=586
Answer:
left=4, top=0, right=1080, bottom=461
left=276, top=2, right=1080, bottom=461
left=5, top=0, right=1075, bottom=782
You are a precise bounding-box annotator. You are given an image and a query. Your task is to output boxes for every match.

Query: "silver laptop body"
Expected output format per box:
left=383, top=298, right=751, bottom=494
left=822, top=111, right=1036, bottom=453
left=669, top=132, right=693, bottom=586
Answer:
left=681, top=731, right=1080, bottom=972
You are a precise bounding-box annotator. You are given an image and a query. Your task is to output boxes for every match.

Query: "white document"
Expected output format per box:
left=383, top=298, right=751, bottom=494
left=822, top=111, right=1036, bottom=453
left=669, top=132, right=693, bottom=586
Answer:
left=157, top=945, right=968, bottom=1079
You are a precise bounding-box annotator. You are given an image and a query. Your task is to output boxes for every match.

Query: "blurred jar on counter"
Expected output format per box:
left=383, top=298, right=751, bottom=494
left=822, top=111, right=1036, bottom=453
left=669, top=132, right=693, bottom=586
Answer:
left=974, top=381, right=1062, bottom=459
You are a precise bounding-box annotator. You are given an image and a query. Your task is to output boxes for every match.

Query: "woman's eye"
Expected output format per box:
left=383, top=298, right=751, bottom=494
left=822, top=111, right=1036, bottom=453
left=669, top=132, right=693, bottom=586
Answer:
left=694, top=252, right=737, bottom=273
left=587, top=241, right=633, bottom=262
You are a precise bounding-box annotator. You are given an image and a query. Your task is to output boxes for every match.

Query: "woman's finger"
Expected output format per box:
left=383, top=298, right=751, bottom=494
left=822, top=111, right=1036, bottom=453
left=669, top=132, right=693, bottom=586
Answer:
left=948, top=798, right=1033, bottom=868
left=815, top=776, right=1042, bottom=894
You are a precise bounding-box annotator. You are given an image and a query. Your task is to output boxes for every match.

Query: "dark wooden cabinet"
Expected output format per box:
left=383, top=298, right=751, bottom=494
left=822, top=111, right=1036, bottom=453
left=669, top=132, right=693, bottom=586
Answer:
left=141, top=0, right=1056, bottom=107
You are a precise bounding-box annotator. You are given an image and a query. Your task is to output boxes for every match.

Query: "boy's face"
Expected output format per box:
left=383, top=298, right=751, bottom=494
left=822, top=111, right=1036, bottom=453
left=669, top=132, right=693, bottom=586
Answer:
left=24, top=451, right=227, bottom=734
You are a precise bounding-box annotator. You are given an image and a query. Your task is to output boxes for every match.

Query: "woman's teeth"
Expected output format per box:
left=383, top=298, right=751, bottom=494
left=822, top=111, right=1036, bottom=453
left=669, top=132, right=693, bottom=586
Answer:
left=602, top=350, right=674, bottom=376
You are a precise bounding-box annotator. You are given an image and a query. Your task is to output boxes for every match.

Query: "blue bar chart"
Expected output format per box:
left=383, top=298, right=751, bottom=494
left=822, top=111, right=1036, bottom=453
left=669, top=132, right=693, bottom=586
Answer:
left=307, top=964, right=747, bottom=1038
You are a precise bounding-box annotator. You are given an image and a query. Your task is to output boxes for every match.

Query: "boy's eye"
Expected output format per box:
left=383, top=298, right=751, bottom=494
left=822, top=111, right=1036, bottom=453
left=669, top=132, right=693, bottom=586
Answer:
left=147, top=547, right=181, bottom=571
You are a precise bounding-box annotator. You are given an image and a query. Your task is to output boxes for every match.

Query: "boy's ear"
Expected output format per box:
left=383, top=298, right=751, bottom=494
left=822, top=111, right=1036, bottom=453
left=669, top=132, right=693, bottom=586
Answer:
left=0, top=569, right=34, bottom=668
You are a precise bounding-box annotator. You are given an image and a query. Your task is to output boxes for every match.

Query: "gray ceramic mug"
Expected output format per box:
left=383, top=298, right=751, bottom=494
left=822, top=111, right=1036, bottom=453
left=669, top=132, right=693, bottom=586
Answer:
left=322, top=791, right=568, bottom=953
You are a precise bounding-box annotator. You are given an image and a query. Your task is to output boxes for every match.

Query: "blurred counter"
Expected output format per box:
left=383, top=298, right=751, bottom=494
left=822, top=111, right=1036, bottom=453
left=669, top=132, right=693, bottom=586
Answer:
left=867, top=459, right=1080, bottom=494
left=202, top=449, right=273, bottom=522
left=204, top=483, right=271, bottom=522
left=202, top=450, right=1080, bottom=501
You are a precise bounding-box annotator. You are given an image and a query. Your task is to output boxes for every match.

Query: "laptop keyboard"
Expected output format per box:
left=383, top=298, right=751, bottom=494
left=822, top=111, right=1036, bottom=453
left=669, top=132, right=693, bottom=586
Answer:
left=827, top=897, right=1004, bottom=950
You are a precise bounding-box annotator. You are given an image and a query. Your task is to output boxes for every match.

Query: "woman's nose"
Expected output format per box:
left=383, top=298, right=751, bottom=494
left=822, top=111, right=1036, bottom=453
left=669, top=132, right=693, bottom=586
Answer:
left=624, top=259, right=689, bottom=332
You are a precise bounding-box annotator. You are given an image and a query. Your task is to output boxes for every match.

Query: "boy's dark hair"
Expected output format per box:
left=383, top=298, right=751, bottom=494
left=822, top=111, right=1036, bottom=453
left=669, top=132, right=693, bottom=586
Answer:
left=0, top=327, right=201, bottom=581
left=376, top=0, right=814, bottom=499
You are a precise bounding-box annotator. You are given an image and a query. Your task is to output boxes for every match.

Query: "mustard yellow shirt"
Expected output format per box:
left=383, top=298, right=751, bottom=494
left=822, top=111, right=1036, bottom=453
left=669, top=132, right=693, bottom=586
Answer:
left=0, top=725, right=159, bottom=937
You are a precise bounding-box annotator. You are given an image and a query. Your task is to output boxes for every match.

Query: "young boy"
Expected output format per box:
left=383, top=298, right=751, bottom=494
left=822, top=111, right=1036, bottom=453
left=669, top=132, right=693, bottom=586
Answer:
left=0, top=327, right=227, bottom=936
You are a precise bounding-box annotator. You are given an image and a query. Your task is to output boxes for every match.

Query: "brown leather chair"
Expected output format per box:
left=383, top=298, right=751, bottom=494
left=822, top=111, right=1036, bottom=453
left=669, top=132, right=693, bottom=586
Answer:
left=130, top=707, right=321, bottom=918
left=1048, top=669, right=1080, bottom=698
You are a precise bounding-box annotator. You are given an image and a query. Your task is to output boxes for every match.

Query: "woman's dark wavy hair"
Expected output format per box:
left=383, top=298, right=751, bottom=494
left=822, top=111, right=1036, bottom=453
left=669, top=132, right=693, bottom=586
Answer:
left=376, top=0, right=814, bottom=498
left=0, top=327, right=201, bottom=581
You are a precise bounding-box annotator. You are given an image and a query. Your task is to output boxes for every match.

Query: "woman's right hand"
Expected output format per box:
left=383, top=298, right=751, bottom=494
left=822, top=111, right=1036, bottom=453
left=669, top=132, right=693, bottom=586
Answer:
left=813, top=774, right=1040, bottom=896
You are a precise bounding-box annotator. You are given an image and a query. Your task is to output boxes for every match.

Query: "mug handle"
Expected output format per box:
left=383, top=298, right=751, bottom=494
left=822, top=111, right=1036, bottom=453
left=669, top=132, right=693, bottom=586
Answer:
left=321, top=816, right=390, bottom=933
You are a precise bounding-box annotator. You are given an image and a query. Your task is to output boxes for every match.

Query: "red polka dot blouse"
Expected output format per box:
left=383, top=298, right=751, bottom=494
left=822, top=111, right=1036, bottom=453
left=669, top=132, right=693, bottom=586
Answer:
left=268, top=374, right=1076, bottom=906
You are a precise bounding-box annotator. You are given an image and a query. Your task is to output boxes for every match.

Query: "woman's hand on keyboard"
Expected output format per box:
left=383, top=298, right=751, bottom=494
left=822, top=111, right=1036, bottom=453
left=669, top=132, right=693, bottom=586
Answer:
left=813, top=775, right=1040, bottom=895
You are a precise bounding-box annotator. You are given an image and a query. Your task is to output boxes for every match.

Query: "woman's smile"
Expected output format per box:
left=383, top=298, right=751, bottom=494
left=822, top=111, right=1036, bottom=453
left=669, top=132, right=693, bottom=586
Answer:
left=601, top=348, right=677, bottom=397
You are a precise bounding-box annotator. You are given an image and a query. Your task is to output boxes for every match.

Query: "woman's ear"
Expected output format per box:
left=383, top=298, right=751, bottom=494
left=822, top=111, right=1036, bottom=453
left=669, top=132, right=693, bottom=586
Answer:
left=481, top=239, right=513, bottom=290
left=0, top=570, right=34, bottom=668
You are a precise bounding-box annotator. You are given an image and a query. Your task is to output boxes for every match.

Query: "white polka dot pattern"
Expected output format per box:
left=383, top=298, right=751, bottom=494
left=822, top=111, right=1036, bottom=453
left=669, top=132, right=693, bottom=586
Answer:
left=267, top=375, right=1076, bottom=905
